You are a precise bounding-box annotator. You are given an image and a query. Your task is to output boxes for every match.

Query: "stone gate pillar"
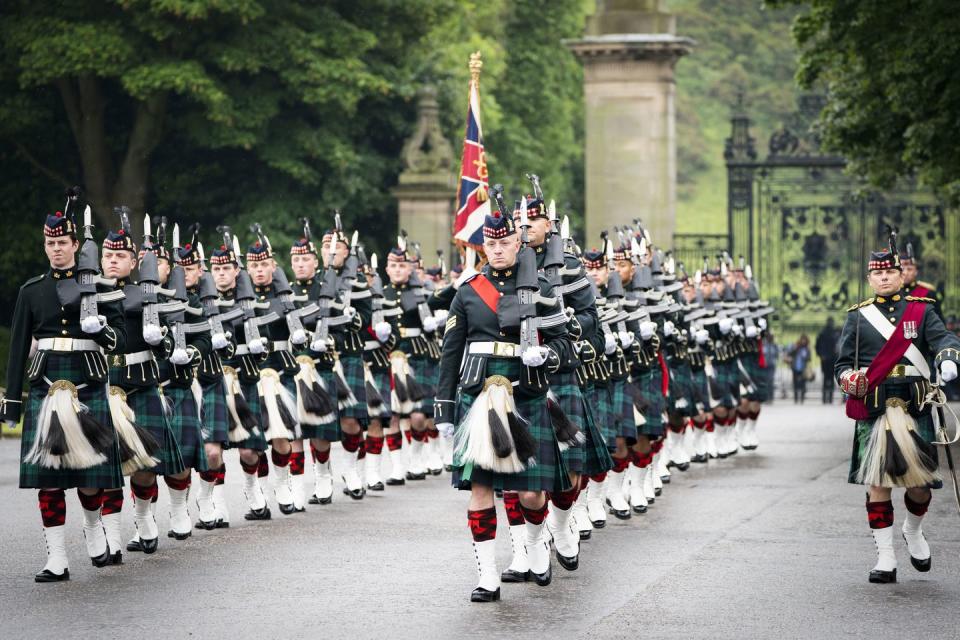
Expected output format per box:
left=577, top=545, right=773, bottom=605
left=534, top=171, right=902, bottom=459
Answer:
left=392, top=86, right=457, bottom=264
left=567, top=1, right=693, bottom=248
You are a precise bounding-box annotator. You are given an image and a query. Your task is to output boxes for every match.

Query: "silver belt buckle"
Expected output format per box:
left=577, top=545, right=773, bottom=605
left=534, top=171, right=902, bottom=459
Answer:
left=493, top=342, right=516, bottom=357
left=52, top=337, right=73, bottom=352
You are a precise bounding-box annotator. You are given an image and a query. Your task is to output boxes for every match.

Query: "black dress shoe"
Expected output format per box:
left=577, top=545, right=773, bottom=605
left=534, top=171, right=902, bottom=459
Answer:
left=140, top=537, right=159, bottom=554
left=429, top=468, right=443, bottom=476
left=742, top=444, right=757, bottom=451
left=167, top=529, right=192, bottom=541
left=632, top=504, right=648, bottom=514
left=654, top=487, right=662, bottom=497
left=342, top=486, right=365, bottom=500
left=277, top=502, right=296, bottom=515
left=385, top=477, right=406, bottom=486
left=470, top=587, right=501, bottom=602
left=107, top=550, right=123, bottom=565
left=309, top=494, right=333, bottom=504
left=660, top=475, right=671, bottom=484
left=126, top=539, right=143, bottom=553
left=500, top=568, right=531, bottom=583
left=578, top=530, right=592, bottom=541
left=90, top=548, right=113, bottom=568
left=903, top=535, right=932, bottom=572
left=195, top=518, right=217, bottom=531
left=244, top=506, right=272, bottom=521
left=292, top=505, right=306, bottom=513
left=444, top=464, right=454, bottom=472
left=367, top=481, right=385, bottom=491
left=529, top=564, right=552, bottom=586
left=591, top=519, right=606, bottom=529
left=556, top=552, right=579, bottom=571
left=214, top=519, right=230, bottom=529
left=692, top=454, right=708, bottom=464
left=34, top=568, right=69, bottom=583
left=405, top=471, right=426, bottom=481
left=869, top=568, right=897, bottom=584
left=606, top=499, right=631, bottom=520
left=675, top=462, right=690, bottom=471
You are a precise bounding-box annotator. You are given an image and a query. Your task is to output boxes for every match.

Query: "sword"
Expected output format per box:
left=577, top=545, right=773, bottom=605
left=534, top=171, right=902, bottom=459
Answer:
left=931, top=375, right=960, bottom=517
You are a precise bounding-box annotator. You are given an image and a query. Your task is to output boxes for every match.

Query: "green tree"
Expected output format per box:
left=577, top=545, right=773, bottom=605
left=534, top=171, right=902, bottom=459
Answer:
left=770, top=0, right=960, bottom=200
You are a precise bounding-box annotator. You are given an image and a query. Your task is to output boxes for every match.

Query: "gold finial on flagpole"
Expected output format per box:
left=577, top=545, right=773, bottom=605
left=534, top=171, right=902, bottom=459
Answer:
left=469, top=51, right=483, bottom=83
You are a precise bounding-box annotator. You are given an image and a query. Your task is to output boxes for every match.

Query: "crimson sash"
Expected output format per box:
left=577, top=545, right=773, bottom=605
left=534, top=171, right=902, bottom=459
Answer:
left=657, top=351, right=670, bottom=396
left=468, top=275, right=499, bottom=315
left=910, top=284, right=930, bottom=298
left=845, top=301, right=926, bottom=420
left=757, top=337, right=766, bottom=368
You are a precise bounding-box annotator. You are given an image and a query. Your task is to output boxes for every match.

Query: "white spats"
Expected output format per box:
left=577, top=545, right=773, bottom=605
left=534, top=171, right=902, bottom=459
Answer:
left=546, top=503, right=579, bottom=560
left=571, top=487, right=593, bottom=537
left=364, top=452, right=384, bottom=488
left=603, top=469, right=630, bottom=513
left=627, top=464, right=647, bottom=511
left=40, top=525, right=69, bottom=576
left=524, top=521, right=550, bottom=575
left=81, top=505, right=107, bottom=559
left=407, top=438, right=427, bottom=477
left=167, top=486, right=192, bottom=537
left=313, top=458, right=334, bottom=501
left=102, top=511, right=123, bottom=555
left=195, top=478, right=217, bottom=525
left=134, top=496, right=159, bottom=541
left=387, top=446, right=406, bottom=483
left=243, top=470, right=268, bottom=511
left=340, top=449, right=363, bottom=494
left=212, top=483, right=230, bottom=525
left=872, top=527, right=897, bottom=572
left=272, top=464, right=294, bottom=507
left=740, top=417, right=760, bottom=449
left=290, top=474, right=307, bottom=512
left=585, top=480, right=607, bottom=526
left=642, top=465, right=657, bottom=503
left=902, top=511, right=931, bottom=562
left=425, top=435, right=444, bottom=474
left=473, top=539, right=501, bottom=592
left=505, top=524, right=529, bottom=574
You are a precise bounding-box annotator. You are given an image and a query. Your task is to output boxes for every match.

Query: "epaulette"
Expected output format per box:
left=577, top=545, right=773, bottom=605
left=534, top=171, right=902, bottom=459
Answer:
left=461, top=273, right=481, bottom=286
left=21, top=274, right=45, bottom=289
left=916, top=281, right=937, bottom=293
left=905, top=295, right=935, bottom=304
left=846, top=297, right=875, bottom=312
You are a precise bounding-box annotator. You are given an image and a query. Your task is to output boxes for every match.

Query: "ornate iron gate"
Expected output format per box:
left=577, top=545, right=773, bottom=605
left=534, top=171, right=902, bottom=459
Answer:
left=725, top=94, right=958, bottom=338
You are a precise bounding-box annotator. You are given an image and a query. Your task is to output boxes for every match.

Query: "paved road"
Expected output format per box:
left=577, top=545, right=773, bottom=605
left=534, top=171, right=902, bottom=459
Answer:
left=1, top=402, right=959, bottom=640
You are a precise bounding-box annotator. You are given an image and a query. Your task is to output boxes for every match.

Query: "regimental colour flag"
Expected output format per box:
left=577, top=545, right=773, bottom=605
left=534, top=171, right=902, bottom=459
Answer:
left=453, top=52, right=491, bottom=248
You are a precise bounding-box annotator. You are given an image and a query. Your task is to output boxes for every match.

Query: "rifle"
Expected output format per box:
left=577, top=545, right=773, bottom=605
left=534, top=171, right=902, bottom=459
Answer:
left=77, top=206, right=117, bottom=326
left=139, top=214, right=183, bottom=335
left=308, top=212, right=353, bottom=345
left=231, top=235, right=280, bottom=348
left=196, top=242, right=243, bottom=339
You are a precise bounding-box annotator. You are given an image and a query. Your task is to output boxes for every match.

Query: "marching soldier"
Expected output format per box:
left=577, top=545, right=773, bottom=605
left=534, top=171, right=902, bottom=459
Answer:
left=836, top=234, right=959, bottom=583
left=101, top=212, right=186, bottom=560
left=434, top=201, right=573, bottom=602
left=2, top=201, right=126, bottom=581
left=901, top=242, right=942, bottom=320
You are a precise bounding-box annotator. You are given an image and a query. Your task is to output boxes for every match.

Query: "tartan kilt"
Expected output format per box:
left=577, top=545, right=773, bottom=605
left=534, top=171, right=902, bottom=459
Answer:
left=337, top=354, right=368, bottom=421
left=300, top=367, right=340, bottom=441
left=364, top=365, right=393, bottom=423
left=224, top=379, right=268, bottom=451
left=609, top=378, right=638, bottom=445
left=125, top=386, right=186, bottom=476
left=711, top=360, right=740, bottom=408
left=690, top=367, right=711, bottom=412
left=742, top=353, right=769, bottom=401
left=410, top=356, right=436, bottom=415
left=452, top=358, right=569, bottom=493
left=848, top=412, right=943, bottom=488
left=161, top=383, right=209, bottom=472
left=581, top=396, right=614, bottom=476
left=633, top=368, right=666, bottom=437
left=19, top=354, right=123, bottom=489
left=551, top=374, right=586, bottom=474
left=667, top=363, right=698, bottom=418
left=585, top=382, right=616, bottom=448
left=201, top=380, right=230, bottom=445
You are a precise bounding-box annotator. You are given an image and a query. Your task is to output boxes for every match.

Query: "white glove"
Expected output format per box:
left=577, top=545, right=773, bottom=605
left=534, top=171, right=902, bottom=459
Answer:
left=143, top=323, right=165, bottom=346
left=423, top=316, right=439, bottom=333
left=718, top=318, right=734, bottom=335
left=521, top=346, right=549, bottom=368
left=81, top=314, right=106, bottom=334
left=695, top=329, right=709, bottom=345
left=745, top=325, right=758, bottom=338
left=639, top=321, right=657, bottom=341
left=248, top=337, right=268, bottom=355
left=309, top=337, right=328, bottom=353
left=618, top=331, right=634, bottom=349
left=758, top=318, right=767, bottom=331
left=211, top=332, right=229, bottom=350
left=604, top=332, right=617, bottom=355
left=662, top=320, right=675, bottom=337
left=434, top=309, right=449, bottom=324
left=941, top=360, right=958, bottom=383
left=290, top=328, right=308, bottom=346
left=732, top=323, right=743, bottom=336
left=436, top=422, right=455, bottom=438
left=170, top=348, right=192, bottom=365
left=374, top=321, right=392, bottom=342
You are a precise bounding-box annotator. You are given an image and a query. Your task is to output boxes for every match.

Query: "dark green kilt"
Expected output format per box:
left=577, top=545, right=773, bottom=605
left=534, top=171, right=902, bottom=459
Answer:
left=337, top=354, right=368, bottom=421
left=452, top=358, right=569, bottom=493
left=20, top=354, right=123, bottom=489
left=365, top=366, right=393, bottom=422
left=848, top=411, right=942, bottom=488
left=742, top=353, right=769, bottom=401
left=690, top=367, right=710, bottom=412
left=586, top=382, right=616, bottom=448
left=609, top=378, right=638, bottom=445
left=633, top=368, right=666, bottom=437
left=550, top=374, right=586, bottom=474
left=581, top=397, right=614, bottom=476
left=667, top=362, right=697, bottom=417
left=201, top=380, right=230, bottom=445
left=160, top=382, right=209, bottom=472
left=125, top=386, right=185, bottom=476
left=410, top=356, right=436, bottom=415
left=711, top=360, right=740, bottom=408
left=225, top=379, right=268, bottom=451
left=300, top=366, right=340, bottom=441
